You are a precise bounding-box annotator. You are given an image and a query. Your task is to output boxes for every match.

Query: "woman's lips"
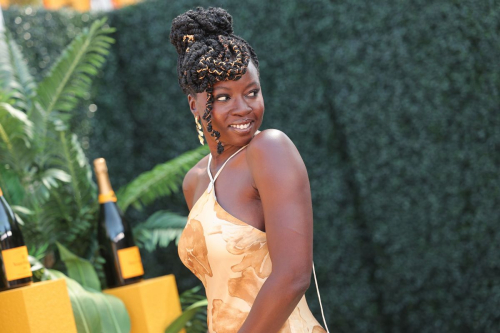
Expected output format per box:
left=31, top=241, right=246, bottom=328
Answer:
left=229, top=121, right=253, bottom=133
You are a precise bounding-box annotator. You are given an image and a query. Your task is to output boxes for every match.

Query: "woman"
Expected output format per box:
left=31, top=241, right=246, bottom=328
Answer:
left=170, top=7, right=328, bottom=333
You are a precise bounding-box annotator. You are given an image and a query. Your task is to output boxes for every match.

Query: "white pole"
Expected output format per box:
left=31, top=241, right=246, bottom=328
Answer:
left=91, top=0, right=114, bottom=12
left=0, top=5, right=5, bottom=33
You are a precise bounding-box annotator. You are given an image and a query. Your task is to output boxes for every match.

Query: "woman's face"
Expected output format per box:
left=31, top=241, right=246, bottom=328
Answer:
left=188, top=60, right=264, bottom=151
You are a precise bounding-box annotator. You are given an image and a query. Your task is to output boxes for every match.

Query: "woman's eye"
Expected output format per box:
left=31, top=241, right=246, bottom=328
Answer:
left=247, top=89, right=259, bottom=97
left=216, top=95, right=229, bottom=101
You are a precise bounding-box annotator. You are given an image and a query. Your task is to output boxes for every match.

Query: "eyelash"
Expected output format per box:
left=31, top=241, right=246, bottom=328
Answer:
left=215, top=89, right=260, bottom=102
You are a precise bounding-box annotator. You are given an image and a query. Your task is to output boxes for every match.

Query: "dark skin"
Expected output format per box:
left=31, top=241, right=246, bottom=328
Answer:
left=183, top=60, right=314, bottom=333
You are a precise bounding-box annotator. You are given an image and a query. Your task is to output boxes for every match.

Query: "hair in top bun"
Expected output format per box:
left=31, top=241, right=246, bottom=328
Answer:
left=170, top=7, right=259, bottom=154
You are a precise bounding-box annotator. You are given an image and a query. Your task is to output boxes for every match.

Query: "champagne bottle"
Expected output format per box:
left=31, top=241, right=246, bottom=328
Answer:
left=94, top=158, right=144, bottom=288
left=0, top=187, right=32, bottom=291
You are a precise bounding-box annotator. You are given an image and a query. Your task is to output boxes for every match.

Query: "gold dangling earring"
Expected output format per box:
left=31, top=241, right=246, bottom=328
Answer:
left=195, top=116, right=204, bottom=145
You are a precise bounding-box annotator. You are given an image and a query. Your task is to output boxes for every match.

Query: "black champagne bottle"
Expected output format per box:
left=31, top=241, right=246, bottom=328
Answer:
left=0, top=187, right=32, bottom=291
left=94, top=158, right=144, bottom=288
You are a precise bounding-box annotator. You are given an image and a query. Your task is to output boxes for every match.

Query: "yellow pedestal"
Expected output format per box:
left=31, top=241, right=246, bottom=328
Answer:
left=0, top=279, right=77, bottom=333
left=104, top=274, right=186, bottom=333
left=43, top=0, right=91, bottom=12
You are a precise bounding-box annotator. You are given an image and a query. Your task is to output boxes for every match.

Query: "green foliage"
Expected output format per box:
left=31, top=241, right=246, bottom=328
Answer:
left=1, top=11, right=208, bottom=332
left=0, top=15, right=115, bottom=258
left=4, top=1, right=500, bottom=332
left=56, top=241, right=101, bottom=291
left=165, top=299, right=208, bottom=333
left=0, top=9, right=197, bottom=264
left=48, top=270, right=131, bottom=333
left=35, top=17, right=115, bottom=128
left=51, top=244, right=131, bottom=333
left=0, top=102, right=33, bottom=159
left=177, top=285, right=208, bottom=333
left=0, top=29, right=36, bottom=111
left=117, top=145, right=208, bottom=212
left=133, top=210, right=187, bottom=252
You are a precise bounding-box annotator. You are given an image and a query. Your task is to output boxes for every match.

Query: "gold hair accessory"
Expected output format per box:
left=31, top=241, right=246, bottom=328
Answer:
left=195, top=116, right=204, bottom=145
left=183, top=35, right=194, bottom=42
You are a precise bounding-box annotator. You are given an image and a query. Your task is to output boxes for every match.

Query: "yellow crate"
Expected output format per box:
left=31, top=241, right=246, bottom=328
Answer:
left=43, top=0, right=90, bottom=12
left=104, top=274, right=186, bottom=333
left=0, top=279, right=77, bottom=333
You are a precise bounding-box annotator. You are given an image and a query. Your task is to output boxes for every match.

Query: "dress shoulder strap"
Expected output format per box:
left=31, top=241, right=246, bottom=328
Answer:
left=206, top=144, right=248, bottom=193
left=313, top=261, right=330, bottom=332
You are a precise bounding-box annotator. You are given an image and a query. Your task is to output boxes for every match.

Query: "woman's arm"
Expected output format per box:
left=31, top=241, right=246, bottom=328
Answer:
left=182, top=167, right=197, bottom=210
left=238, top=129, right=314, bottom=333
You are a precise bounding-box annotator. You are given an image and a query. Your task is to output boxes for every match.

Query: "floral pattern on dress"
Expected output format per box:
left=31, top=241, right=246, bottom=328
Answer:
left=214, top=200, right=272, bottom=278
left=228, top=266, right=261, bottom=306
left=178, top=218, right=213, bottom=286
left=178, top=184, right=327, bottom=332
left=211, top=299, right=248, bottom=333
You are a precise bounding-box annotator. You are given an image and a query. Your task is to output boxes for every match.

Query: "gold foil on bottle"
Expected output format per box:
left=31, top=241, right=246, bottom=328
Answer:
left=93, top=158, right=116, bottom=203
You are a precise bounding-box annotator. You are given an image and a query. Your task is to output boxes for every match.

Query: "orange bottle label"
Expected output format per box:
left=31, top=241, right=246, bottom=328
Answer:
left=2, top=245, right=32, bottom=281
left=117, top=246, right=144, bottom=279
left=99, top=191, right=117, bottom=204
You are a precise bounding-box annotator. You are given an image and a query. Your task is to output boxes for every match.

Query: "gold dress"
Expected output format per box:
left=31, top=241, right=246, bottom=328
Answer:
left=178, top=145, right=327, bottom=333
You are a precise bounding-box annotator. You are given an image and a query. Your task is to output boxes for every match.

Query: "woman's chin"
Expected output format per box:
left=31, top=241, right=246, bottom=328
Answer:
left=222, top=132, right=259, bottom=148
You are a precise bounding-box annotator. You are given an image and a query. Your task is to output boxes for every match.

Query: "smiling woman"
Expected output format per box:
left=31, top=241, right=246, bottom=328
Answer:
left=187, top=60, right=264, bottom=151
left=170, top=7, right=328, bottom=333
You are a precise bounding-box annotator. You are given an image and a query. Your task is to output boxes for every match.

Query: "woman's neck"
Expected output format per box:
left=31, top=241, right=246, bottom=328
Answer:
left=208, top=130, right=260, bottom=165
left=209, top=144, right=244, bottom=165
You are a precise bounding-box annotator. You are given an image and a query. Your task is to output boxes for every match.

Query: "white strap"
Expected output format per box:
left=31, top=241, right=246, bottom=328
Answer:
left=313, top=261, right=330, bottom=332
left=207, top=145, right=248, bottom=193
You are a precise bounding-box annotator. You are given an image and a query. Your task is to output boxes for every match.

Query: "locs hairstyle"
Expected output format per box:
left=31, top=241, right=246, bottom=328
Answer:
left=170, top=7, right=259, bottom=154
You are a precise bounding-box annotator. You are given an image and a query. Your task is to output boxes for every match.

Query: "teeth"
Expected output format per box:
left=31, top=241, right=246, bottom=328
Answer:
left=230, top=122, right=251, bottom=129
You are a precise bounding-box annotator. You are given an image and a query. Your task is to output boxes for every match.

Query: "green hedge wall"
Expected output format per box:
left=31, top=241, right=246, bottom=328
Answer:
left=4, top=1, right=500, bottom=332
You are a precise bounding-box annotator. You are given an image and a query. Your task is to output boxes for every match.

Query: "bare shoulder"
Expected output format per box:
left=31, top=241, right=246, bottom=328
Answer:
left=247, top=129, right=302, bottom=166
left=246, top=129, right=308, bottom=191
left=182, top=154, right=209, bottom=209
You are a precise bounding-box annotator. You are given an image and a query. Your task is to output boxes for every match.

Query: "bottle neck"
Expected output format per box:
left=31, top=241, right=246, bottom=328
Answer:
left=96, top=172, right=116, bottom=204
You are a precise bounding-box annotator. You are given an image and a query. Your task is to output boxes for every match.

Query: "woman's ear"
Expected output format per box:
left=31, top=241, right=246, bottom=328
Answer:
left=187, top=94, right=198, bottom=118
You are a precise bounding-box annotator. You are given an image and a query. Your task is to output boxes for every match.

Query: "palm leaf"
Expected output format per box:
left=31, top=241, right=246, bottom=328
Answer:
left=0, top=102, right=35, bottom=208
left=179, top=285, right=205, bottom=306
left=164, top=299, right=208, bottom=333
left=0, top=16, right=114, bottom=262
left=32, top=187, right=95, bottom=257
left=48, top=131, right=96, bottom=255
left=0, top=29, right=36, bottom=112
left=48, top=269, right=131, bottom=333
left=0, top=164, right=24, bottom=205
left=25, top=130, right=97, bottom=256
left=0, top=102, right=34, bottom=169
left=50, top=131, right=97, bottom=210
left=83, top=286, right=131, bottom=333
left=56, top=242, right=101, bottom=291
left=133, top=210, right=187, bottom=252
left=178, top=285, right=208, bottom=333
left=48, top=269, right=102, bottom=333
left=117, top=145, right=209, bottom=212
left=40, top=168, right=71, bottom=189
left=34, top=16, right=115, bottom=127
left=9, top=204, right=33, bottom=229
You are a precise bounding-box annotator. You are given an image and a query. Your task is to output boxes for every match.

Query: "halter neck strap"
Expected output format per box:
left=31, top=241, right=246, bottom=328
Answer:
left=206, top=145, right=248, bottom=193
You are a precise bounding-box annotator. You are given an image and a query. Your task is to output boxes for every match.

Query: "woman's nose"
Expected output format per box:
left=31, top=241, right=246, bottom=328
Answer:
left=232, top=96, right=252, bottom=115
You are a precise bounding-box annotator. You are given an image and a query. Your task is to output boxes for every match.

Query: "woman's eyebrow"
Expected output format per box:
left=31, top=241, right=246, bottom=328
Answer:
left=213, top=81, right=258, bottom=91
left=214, top=86, right=230, bottom=91
left=244, top=81, right=258, bottom=89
